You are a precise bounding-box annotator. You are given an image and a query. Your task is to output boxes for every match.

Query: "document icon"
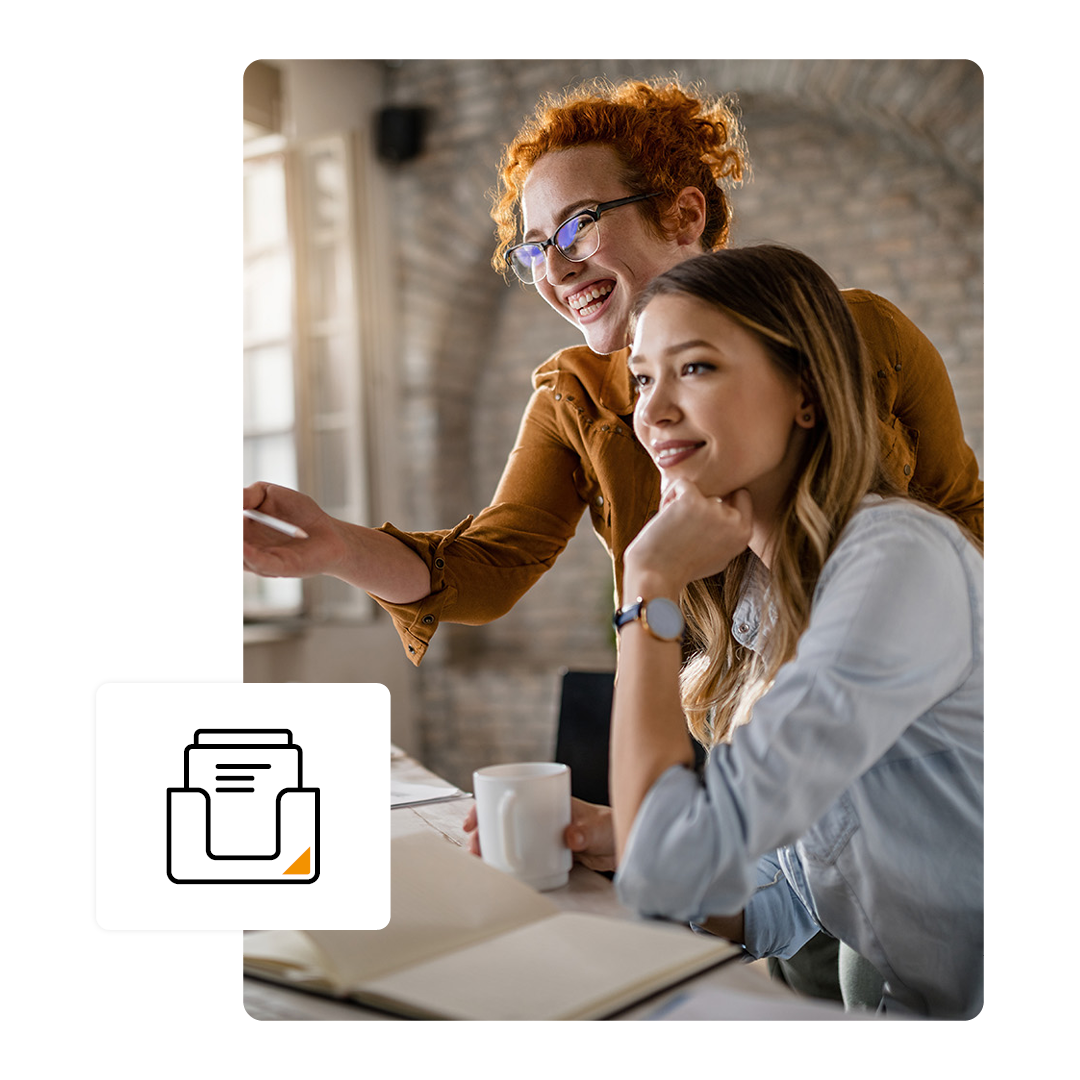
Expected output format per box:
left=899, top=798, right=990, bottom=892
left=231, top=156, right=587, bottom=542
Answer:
left=166, top=729, right=319, bottom=883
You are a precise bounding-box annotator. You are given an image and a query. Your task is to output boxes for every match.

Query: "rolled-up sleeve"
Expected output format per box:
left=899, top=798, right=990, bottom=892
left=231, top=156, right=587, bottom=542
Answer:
left=616, top=763, right=756, bottom=922
left=370, top=381, right=587, bottom=664
left=741, top=852, right=821, bottom=960
left=616, top=775, right=818, bottom=957
left=615, top=764, right=827, bottom=953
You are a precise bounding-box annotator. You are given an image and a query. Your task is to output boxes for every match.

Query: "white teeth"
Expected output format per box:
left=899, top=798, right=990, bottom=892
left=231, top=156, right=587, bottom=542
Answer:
left=655, top=445, right=701, bottom=462
left=568, top=283, right=613, bottom=313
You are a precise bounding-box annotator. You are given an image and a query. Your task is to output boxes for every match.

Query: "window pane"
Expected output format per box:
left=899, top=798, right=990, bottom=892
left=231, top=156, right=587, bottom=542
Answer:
left=245, top=344, right=295, bottom=432
left=245, top=572, right=302, bottom=612
left=244, top=433, right=298, bottom=489
left=244, top=160, right=288, bottom=249
left=244, top=252, right=292, bottom=340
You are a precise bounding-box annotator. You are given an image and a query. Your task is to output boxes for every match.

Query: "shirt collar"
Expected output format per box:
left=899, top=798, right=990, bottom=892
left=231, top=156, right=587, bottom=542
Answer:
left=732, top=556, right=774, bottom=653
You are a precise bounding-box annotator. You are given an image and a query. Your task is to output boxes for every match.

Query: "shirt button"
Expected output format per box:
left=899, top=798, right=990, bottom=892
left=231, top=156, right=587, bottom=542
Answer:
left=422, top=615, right=435, bottom=625
left=434, top=558, right=445, bottom=568
left=554, top=393, right=562, bottom=400
left=738, top=623, right=750, bottom=634
left=894, top=363, right=903, bottom=372
left=903, top=464, right=912, bottom=476
left=595, top=495, right=604, bottom=507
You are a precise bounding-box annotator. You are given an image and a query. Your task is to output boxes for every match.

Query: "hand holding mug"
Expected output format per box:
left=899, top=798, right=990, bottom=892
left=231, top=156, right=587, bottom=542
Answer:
left=464, top=795, right=615, bottom=873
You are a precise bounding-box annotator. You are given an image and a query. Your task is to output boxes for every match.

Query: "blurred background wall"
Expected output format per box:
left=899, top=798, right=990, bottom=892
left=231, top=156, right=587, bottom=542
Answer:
left=243, top=59, right=983, bottom=790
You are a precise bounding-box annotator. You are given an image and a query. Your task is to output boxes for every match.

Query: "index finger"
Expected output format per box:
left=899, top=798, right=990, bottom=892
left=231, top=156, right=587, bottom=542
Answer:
left=243, top=482, right=270, bottom=510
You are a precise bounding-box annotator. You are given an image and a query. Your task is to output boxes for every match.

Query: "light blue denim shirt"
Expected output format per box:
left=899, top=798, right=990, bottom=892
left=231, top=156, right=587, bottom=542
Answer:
left=615, top=498, right=983, bottom=1019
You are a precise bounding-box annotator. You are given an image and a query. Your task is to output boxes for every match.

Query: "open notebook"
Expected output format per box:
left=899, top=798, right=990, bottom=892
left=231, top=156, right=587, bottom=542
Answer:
left=244, top=832, right=740, bottom=1020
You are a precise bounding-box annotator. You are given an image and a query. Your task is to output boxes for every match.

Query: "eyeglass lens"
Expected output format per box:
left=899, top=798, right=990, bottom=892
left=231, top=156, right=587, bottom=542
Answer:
left=510, top=212, right=600, bottom=283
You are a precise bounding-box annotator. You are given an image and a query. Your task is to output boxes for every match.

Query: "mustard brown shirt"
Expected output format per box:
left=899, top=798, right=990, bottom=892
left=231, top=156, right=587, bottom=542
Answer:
left=374, top=290, right=984, bottom=665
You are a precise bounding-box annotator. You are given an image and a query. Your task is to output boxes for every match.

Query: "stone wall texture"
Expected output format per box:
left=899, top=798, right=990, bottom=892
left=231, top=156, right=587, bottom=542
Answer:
left=374, top=59, right=983, bottom=789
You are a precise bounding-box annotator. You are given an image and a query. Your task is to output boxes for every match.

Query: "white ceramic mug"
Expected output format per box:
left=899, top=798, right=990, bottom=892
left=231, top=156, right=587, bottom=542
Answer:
left=472, top=762, right=572, bottom=891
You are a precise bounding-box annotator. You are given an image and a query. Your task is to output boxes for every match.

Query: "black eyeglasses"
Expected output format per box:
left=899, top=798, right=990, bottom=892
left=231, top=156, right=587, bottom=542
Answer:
left=505, top=192, right=661, bottom=285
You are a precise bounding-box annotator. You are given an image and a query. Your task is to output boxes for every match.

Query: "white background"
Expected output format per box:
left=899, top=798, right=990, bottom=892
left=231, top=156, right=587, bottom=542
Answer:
left=96, top=682, right=389, bottom=928
left=2, top=9, right=1064, bottom=1076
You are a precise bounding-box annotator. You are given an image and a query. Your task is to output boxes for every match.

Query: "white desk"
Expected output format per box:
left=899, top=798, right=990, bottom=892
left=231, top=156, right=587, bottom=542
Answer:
left=243, top=750, right=844, bottom=1021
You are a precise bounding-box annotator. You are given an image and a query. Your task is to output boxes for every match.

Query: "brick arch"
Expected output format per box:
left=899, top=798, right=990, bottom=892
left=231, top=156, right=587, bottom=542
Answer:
left=696, top=59, right=982, bottom=189
left=463, top=59, right=983, bottom=186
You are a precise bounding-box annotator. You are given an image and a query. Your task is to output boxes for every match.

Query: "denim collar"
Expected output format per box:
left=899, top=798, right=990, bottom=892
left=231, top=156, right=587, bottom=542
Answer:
left=732, top=556, right=772, bottom=653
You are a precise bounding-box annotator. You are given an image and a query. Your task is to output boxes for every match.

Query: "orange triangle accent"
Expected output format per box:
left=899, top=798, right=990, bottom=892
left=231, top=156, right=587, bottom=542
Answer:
left=283, top=847, right=311, bottom=875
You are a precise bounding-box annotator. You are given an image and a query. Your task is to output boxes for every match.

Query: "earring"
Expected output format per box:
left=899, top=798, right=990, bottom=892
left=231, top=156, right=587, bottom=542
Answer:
left=802, top=412, right=813, bottom=423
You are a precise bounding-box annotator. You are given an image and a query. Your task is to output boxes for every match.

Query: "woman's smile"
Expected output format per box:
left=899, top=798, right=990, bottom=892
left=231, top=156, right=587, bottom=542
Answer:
left=566, top=280, right=615, bottom=319
left=651, top=439, right=705, bottom=468
left=520, top=145, right=694, bottom=355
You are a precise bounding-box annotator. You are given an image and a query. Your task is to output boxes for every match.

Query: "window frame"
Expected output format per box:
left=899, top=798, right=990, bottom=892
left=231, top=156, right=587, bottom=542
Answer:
left=244, top=129, right=381, bottom=626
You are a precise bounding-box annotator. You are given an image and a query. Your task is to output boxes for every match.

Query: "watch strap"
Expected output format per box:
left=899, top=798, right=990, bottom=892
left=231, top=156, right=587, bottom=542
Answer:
left=612, top=599, right=647, bottom=634
left=612, top=596, right=684, bottom=642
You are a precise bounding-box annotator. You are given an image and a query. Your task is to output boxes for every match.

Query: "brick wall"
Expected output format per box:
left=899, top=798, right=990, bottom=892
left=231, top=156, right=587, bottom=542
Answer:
left=376, top=60, right=983, bottom=789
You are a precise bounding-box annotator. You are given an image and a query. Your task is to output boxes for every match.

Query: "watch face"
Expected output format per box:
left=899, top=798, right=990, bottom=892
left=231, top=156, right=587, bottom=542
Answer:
left=644, top=597, right=684, bottom=641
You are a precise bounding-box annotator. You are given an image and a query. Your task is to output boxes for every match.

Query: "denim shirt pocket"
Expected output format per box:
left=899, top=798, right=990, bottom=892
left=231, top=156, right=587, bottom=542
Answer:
left=800, top=791, right=860, bottom=866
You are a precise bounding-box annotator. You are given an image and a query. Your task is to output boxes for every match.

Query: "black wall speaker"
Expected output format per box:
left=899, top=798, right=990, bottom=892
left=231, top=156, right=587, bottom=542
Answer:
left=376, top=106, right=426, bottom=163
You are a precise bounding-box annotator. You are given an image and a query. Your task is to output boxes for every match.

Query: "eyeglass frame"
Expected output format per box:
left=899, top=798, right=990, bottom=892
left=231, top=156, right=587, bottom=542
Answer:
left=504, top=192, right=662, bottom=284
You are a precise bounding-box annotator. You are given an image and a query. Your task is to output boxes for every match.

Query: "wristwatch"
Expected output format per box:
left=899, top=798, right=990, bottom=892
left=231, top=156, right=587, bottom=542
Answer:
left=612, top=596, right=685, bottom=642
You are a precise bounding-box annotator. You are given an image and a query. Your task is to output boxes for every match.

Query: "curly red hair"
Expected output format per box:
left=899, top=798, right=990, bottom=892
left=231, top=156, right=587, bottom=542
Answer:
left=490, top=77, right=749, bottom=275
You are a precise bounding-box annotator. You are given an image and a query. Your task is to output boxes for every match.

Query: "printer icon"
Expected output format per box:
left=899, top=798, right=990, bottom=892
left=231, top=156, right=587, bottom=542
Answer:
left=167, top=728, right=319, bottom=884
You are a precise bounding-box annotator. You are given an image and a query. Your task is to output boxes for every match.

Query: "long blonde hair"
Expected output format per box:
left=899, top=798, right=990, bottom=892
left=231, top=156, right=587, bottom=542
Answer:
left=634, top=246, right=897, bottom=746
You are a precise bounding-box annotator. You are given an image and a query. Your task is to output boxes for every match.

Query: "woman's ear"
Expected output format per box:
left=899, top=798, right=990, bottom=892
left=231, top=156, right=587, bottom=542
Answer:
left=669, top=187, right=708, bottom=247
left=796, top=393, right=817, bottom=428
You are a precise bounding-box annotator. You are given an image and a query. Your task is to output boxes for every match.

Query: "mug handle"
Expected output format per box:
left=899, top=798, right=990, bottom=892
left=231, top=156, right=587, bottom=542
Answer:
left=498, top=790, right=523, bottom=872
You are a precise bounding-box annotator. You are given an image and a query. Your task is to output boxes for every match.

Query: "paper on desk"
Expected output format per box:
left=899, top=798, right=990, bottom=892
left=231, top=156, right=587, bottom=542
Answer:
left=391, top=779, right=467, bottom=808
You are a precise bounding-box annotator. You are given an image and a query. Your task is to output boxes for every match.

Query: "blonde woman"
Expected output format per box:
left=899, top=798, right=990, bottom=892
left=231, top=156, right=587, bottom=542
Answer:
left=610, top=245, right=982, bottom=1018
